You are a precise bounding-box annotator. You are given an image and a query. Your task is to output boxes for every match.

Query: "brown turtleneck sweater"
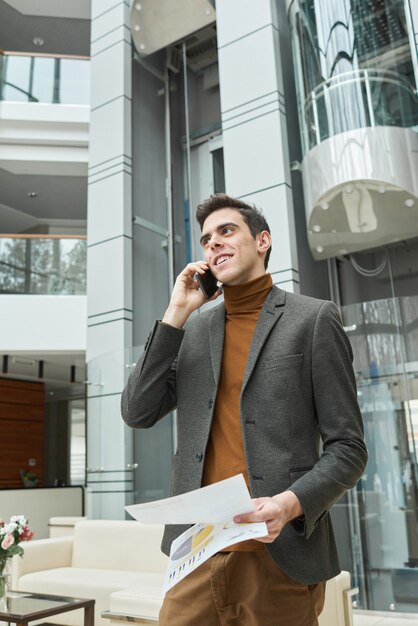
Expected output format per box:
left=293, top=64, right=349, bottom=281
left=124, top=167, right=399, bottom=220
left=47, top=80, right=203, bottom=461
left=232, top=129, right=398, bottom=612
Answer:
left=202, top=272, right=273, bottom=551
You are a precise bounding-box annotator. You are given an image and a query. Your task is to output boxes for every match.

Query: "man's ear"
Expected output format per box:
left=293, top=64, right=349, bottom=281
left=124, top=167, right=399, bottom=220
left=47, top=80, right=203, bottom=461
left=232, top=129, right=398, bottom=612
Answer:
left=257, top=230, right=272, bottom=255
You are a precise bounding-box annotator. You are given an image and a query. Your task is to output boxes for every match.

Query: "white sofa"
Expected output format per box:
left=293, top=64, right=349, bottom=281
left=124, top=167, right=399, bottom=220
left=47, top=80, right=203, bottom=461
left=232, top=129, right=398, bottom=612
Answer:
left=12, top=520, right=167, bottom=626
left=12, top=519, right=356, bottom=626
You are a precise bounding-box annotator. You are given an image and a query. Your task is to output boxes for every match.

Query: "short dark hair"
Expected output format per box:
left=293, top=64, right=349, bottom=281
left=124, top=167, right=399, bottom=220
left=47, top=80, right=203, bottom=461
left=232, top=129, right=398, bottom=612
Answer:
left=195, top=193, right=272, bottom=268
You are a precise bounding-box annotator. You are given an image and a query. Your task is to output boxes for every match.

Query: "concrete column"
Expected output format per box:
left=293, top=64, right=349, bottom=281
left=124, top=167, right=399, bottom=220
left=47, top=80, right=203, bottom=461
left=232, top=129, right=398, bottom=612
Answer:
left=86, top=0, right=133, bottom=518
left=216, top=0, right=299, bottom=292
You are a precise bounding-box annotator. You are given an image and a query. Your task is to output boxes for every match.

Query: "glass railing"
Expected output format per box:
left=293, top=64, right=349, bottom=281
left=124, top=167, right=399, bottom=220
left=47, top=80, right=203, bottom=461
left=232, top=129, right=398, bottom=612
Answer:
left=86, top=345, right=175, bottom=506
left=0, top=50, right=90, bottom=105
left=337, top=295, right=418, bottom=612
left=0, top=235, right=87, bottom=295
left=303, top=69, right=418, bottom=153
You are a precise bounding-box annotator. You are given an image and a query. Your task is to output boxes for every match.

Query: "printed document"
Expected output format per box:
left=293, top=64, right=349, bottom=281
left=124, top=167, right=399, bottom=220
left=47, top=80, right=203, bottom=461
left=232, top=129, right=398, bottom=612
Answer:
left=125, top=474, right=267, bottom=593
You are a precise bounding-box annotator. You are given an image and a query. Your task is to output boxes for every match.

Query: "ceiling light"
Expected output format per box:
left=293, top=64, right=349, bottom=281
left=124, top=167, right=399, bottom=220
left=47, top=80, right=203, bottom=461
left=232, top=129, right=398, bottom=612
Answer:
left=378, top=186, right=385, bottom=194
left=134, top=24, right=140, bottom=31
left=316, top=246, right=323, bottom=253
left=27, top=191, right=38, bottom=198
left=405, top=198, right=415, bottom=207
left=345, top=186, right=353, bottom=194
left=135, top=3, right=142, bottom=9
left=320, top=202, right=329, bottom=210
left=313, top=224, right=321, bottom=232
left=33, top=37, right=44, bottom=46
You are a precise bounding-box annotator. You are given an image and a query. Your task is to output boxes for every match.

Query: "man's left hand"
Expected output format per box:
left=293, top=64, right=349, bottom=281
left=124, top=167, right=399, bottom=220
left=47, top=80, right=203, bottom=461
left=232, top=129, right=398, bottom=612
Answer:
left=233, top=491, right=304, bottom=543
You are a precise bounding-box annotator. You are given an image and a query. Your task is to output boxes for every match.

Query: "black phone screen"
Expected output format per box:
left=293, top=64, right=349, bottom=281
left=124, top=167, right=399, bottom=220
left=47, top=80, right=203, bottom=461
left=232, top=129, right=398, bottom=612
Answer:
left=196, top=269, right=218, bottom=299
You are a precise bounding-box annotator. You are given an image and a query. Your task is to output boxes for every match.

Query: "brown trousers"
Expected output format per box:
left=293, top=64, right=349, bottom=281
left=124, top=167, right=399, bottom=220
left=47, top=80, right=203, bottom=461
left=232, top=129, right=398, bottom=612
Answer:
left=159, top=550, right=326, bottom=626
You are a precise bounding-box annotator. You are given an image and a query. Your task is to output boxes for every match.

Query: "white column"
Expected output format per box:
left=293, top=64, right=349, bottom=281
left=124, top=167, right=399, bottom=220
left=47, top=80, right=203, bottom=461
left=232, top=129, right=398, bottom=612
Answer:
left=86, top=0, right=133, bottom=519
left=216, top=0, right=299, bottom=292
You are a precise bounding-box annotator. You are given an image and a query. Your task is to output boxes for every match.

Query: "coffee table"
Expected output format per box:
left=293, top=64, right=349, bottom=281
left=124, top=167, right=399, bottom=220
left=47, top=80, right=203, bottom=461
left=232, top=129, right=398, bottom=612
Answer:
left=0, top=591, right=94, bottom=626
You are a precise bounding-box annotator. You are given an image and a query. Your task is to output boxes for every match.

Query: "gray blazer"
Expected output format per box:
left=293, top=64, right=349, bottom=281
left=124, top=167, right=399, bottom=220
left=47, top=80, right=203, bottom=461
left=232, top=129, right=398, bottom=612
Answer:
left=121, top=286, right=368, bottom=584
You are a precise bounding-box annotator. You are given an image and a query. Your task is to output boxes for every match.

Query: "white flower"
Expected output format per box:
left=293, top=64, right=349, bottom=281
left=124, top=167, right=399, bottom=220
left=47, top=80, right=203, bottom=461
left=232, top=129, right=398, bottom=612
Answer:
left=4, top=522, right=17, bottom=534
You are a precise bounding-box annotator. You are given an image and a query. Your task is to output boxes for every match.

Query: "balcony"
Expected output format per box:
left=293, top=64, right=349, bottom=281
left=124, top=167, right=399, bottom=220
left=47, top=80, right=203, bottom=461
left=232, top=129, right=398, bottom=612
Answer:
left=0, top=50, right=90, bottom=105
left=0, top=235, right=87, bottom=353
left=0, top=234, right=86, bottom=295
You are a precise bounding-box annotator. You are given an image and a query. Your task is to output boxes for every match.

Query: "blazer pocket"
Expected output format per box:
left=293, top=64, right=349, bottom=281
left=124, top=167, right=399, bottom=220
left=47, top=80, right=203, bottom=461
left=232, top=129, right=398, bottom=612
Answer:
left=264, top=352, right=304, bottom=371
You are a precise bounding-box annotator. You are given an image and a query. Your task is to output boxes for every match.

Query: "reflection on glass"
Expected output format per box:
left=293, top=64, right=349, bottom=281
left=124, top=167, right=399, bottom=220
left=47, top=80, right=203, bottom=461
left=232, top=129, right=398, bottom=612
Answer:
left=0, top=53, right=90, bottom=105
left=288, top=0, right=418, bottom=153
left=70, top=400, right=86, bottom=486
left=338, top=296, right=418, bottom=612
left=0, top=236, right=86, bottom=295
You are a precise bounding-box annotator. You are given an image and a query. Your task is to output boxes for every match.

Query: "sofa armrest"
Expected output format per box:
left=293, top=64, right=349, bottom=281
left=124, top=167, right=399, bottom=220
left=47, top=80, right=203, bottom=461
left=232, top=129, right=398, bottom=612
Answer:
left=11, top=536, right=73, bottom=586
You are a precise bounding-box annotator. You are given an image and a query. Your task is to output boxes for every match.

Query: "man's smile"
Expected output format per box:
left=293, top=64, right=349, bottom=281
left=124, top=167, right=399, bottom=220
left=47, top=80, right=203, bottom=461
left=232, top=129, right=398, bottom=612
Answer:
left=213, top=254, right=233, bottom=266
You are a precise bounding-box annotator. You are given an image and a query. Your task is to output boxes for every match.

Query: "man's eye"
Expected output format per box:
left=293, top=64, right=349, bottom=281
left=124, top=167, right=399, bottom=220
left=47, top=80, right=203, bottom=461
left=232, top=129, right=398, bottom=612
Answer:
left=223, top=227, right=233, bottom=234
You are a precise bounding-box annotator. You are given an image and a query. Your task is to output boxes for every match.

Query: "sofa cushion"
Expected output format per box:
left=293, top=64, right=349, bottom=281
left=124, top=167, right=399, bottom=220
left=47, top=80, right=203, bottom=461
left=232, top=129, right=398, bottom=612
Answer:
left=110, top=584, right=164, bottom=620
left=18, top=568, right=164, bottom=626
left=71, top=521, right=167, bottom=572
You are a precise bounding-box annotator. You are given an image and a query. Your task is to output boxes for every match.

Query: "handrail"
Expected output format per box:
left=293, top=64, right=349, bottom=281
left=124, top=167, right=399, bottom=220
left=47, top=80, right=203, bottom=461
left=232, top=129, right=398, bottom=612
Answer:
left=0, top=49, right=90, bottom=61
left=0, top=234, right=87, bottom=240
left=305, top=68, right=418, bottom=110
left=0, top=78, right=38, bottom=101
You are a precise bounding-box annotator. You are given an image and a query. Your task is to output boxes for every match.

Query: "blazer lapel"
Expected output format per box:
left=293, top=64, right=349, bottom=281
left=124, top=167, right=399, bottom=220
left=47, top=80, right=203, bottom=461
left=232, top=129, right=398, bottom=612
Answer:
left=242, top=285, right=286, bottom=390
left=208, top=302, right=225, bottom=386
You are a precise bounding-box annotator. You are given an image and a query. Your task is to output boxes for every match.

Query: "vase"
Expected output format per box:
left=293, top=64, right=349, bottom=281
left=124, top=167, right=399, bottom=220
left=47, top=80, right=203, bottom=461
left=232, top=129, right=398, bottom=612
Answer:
left=0, top=558, right=11, bottom=602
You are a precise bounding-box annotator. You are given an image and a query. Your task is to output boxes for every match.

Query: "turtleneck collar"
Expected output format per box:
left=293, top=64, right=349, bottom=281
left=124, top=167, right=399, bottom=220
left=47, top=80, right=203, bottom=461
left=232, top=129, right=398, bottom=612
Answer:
left=223, top=273, right=273, bottom=314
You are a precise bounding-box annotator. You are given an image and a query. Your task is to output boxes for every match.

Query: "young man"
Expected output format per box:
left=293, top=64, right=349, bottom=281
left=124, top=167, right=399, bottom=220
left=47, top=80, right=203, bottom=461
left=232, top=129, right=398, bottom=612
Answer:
left=121, top=193, right=368, bottom=626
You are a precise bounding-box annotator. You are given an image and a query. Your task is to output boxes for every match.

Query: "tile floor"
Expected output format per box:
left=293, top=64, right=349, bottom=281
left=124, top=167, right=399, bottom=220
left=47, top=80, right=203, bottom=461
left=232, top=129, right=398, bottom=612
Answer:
left=353, top=611, right=418, bottom=625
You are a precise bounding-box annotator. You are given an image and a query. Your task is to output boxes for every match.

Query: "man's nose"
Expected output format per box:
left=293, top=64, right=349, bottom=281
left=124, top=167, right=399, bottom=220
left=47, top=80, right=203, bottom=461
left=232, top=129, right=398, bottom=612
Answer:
left=209, top=234, right=222, bottom=248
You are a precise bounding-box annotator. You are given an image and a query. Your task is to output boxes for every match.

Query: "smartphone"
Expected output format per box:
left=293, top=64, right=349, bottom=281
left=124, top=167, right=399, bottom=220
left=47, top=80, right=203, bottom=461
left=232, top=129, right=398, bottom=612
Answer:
left=196, top=268, right=219, bottom=299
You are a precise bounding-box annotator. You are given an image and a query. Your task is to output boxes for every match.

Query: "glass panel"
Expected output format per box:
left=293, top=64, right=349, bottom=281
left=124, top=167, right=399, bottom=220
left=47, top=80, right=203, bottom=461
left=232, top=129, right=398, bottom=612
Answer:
left=0, top=54, right=90, bottom=105
left=340, top=296, right=418, bottom=612
left=31, top=57, right=55, bottom=103
left=1, top=592, right=89, bottom=617
left=86, top=346, right=175, bottom=509
left=59, top=58, right=90, bottom=105
left=1, top=56, right=33, bottom=101
left=0, top=237, right=86, bottom=295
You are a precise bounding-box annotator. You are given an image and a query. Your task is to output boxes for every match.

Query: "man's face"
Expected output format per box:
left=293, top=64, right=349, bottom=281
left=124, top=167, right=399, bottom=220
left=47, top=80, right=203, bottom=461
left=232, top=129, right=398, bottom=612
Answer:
left=200, top=208, right=270, bottom=286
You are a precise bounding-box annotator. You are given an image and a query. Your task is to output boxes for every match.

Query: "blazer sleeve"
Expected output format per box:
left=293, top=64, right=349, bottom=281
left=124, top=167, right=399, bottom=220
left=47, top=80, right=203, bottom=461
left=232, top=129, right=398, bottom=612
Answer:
left=288, top=300, right=368, bottom=539
left=121, top=320, right=185, bottom=429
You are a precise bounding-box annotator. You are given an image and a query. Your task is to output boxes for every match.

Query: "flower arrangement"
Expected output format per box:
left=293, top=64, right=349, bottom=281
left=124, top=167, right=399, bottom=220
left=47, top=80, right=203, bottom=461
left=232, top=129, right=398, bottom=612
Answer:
left=0, top=515, right=34, bottom=598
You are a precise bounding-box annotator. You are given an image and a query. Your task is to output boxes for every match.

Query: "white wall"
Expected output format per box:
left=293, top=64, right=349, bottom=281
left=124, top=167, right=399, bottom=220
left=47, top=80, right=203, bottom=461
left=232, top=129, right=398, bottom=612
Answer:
left=0, top=295, right=86, bottom=351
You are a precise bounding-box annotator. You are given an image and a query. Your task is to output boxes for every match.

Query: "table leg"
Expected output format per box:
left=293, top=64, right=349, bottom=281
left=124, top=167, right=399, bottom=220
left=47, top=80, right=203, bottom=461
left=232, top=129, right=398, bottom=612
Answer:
left=84, top=602, right=95, bottom=626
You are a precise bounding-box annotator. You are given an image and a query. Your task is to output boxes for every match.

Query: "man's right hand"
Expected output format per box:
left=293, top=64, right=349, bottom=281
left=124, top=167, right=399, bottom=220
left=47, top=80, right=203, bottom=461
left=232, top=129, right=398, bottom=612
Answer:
left=162, top=261, right=221, bottom=329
